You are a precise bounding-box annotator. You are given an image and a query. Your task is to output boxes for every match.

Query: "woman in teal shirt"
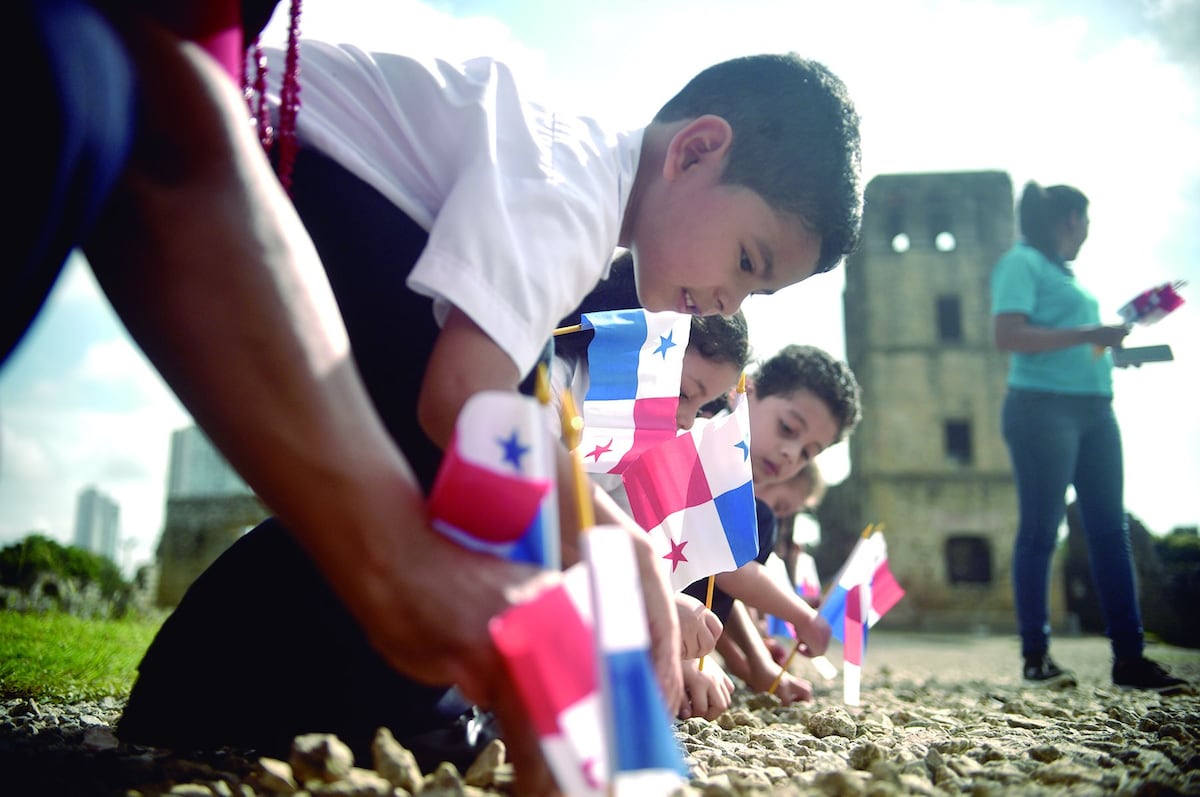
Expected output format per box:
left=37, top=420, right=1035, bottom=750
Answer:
left=991, top=181, right=1185, bottom=691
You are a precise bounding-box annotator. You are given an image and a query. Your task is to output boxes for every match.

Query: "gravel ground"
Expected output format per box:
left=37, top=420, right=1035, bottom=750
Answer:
left=2, top=631, right=1197, bottom=796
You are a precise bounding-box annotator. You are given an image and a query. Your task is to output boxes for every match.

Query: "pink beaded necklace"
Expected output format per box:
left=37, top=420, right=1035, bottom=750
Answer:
left=243, top=0, right=303, bottom=194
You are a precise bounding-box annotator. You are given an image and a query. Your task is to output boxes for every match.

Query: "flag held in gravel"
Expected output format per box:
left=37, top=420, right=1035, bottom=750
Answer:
left=819, top=529, right=906, bottom=705
left=426, top=390, right=553, bottom=559
left=584, top=525, right=689, bottom=793
left=622, top=389, right=758, bottom=591
left=575, top=309, right=691, bottom=475
left=489, top=525, right=687, bottom=796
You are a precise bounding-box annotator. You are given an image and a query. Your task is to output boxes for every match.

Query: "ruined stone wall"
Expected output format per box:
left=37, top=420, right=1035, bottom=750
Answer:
left=819, top=170, right=1070, bottom=633
left=155, top=494, right=268, bottom=607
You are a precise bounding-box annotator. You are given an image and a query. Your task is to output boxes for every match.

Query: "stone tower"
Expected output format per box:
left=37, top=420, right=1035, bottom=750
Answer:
left=817, top=170, right=1065, bottom=632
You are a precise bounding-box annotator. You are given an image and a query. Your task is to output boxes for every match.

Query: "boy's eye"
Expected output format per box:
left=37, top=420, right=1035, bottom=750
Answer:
left=739, top=250, right=754, bottom=274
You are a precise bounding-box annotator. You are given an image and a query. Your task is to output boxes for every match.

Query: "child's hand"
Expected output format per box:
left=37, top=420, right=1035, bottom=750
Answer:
left=679, top=658, right=733, bottom=721
left=675, top=592, right=723, bottom=659
left=764, top=670, right=815, bottom=706
left=794, top=612, right=832, bottom=658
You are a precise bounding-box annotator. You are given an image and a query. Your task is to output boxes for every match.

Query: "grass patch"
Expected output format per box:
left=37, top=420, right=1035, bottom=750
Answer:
left=0, top=610, right=165, bottom=702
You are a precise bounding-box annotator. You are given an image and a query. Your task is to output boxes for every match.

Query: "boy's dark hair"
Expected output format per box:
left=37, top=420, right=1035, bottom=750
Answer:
left=753, top=344, right=861, bottom=440
left=654, top=53, right=863, bottom=275
left=1018, top=180, right=1089, bottom=261
left=689, top=311, right=752, bottom=372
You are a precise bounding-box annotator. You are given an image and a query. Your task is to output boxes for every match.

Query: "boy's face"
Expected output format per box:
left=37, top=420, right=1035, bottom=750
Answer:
left=627, top=117, right=823, bottom=318
left=757, top=476, right=812, bottom=519
left=747, top=387, right=839, bottom=487
left=676, top=348, right=741, bottom=431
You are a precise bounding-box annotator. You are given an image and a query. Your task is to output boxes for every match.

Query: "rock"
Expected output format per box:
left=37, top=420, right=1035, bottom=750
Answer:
left=289, top=733, right=355, bottom=783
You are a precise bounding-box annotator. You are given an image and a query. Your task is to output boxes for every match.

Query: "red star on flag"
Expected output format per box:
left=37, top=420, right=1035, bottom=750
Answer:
left=662, top=538, right=688, bottom=572
left=586, top=438, right=614, bottom=462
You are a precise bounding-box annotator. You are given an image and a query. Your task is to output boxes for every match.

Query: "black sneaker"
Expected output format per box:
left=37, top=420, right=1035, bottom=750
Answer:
left=1112, top=656, right=1189, bottom=693
left=1023, top=654, right=1077, bottom=687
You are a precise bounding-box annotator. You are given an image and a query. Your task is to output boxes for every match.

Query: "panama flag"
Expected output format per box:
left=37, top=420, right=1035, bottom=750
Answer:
left=818, top=530, right=905, bottom=704
left=426, top=390, right=554, bottom=560
left=575, top=310, right=691, bottom=475
left=622, top=389, right=759, bottom=591
left=489, top=525, right=688, bottom=796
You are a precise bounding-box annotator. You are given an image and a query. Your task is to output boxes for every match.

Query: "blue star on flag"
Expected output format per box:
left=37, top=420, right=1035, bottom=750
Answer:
left=652, top=329, right=678, bottom=359
left=498, top=429, right=530, bottom=471
left=734, top=439, right=749, bottom=461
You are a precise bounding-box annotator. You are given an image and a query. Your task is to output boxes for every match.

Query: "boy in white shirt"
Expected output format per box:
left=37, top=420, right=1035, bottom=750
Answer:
left=119, top=27, right=863, bottom=791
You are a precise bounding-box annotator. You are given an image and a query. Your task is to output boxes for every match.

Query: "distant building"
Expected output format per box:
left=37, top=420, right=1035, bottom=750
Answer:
left=74, top=486, right=120, bottom=562
left=816, top=170, right=1067, bottom=633
left=156, top=425, right=265, bottom=606
left=166, top=425, right=252, bottom=498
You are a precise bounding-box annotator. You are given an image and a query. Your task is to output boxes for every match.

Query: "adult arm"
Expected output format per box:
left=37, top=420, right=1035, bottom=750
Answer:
left=993, top=313, right=1130, bottom=353
left=81, top=20, right=559, bottom=794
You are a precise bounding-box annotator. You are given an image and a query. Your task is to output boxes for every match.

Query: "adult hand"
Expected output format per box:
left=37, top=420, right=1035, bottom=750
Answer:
left=675, top=592, right=723, bottom=660
left=1088, top=323, right=1132, bottom=349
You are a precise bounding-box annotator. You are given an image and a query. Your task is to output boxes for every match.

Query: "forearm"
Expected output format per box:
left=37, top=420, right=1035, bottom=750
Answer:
left=83, top=19, right=423, bottom=550
left=993, top=314, right=1126, bottom=353
left=716, top=562, right=818, bottom=631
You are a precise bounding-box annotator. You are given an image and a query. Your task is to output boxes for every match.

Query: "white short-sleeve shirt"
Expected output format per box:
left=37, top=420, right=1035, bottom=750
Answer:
left=267, top=40, right=643, bottom=376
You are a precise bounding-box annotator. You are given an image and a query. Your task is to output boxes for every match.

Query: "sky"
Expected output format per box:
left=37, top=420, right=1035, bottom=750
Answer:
left=1, top=0, right=1197, bottom=574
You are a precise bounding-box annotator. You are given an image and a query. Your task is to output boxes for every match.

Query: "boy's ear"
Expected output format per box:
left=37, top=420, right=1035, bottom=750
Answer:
left=663, top=115, right=733, bottom=181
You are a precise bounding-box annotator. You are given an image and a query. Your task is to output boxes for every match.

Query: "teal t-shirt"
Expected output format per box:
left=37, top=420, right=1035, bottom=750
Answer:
left=990, top=242, right=1113, bottom=396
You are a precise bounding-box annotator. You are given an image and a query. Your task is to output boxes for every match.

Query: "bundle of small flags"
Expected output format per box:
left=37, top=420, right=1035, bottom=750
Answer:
left=1117, top=280, right=1186, bottom=326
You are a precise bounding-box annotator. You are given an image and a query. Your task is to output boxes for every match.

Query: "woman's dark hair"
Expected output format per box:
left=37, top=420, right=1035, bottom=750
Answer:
left=1018, top=180, right=1088, bottom=261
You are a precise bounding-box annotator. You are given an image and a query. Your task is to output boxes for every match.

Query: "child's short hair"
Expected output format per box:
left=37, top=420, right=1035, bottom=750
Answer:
left=654, top=53, right=863, bottom=274
left=689, top=311, right=752, bottom=372
left=753, top=344, right=861, bottom=440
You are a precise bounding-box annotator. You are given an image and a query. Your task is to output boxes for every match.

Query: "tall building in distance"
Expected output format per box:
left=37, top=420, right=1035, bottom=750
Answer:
left=156, top=425, right=264, bottom=607
left=166, top=425, right=252, bottom=498
left=74, top=486, right=120, bottom=562
left=816, top=170, right=1065, bottom=632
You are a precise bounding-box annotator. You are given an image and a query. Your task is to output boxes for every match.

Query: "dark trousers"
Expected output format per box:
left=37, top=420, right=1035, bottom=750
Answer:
left=1002, top=389, right=1142, bottom=660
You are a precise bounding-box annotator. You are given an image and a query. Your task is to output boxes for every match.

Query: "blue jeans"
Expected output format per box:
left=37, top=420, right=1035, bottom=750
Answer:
left=1002, top=389, right=1143, bottom=660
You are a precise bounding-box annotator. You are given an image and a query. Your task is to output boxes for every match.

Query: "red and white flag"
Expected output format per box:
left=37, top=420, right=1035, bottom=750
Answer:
left=489, top=526, right=688, bottom=796
left=622, top=389, right=759, bottom=590
left=426, top=390, right=554, bottom=560
left=818, top=529, right=905, bottom=704
left=575, top=310, right=691, bottom=475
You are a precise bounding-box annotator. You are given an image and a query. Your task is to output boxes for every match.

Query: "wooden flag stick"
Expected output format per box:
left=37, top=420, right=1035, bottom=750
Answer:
left=553, top=323, right=583, bottom=337
left=697, top=575, right=716, bottom=672
left=560, top=390, right=593, bottom=531
left=767, top=640, right=801, bottom=694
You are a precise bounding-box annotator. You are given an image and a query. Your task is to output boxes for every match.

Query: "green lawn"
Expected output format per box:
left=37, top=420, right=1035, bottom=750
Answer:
left=0, top=610, right=165, bottom=702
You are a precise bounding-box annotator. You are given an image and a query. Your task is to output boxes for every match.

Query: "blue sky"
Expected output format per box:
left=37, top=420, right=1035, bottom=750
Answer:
left=1, top=0, right=1197, bottom=573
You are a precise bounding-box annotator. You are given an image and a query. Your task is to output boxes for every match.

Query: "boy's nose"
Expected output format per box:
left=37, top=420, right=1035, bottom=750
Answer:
left=718, top=285, right=750, bottom=317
